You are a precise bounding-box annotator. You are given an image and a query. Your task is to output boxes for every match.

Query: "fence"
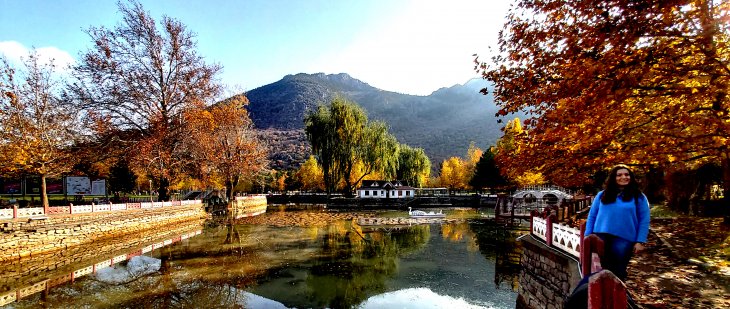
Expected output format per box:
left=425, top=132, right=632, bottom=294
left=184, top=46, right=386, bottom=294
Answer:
left=529, top=197, right=629, bottom=309
left=0, top=200, right=203, bottom=220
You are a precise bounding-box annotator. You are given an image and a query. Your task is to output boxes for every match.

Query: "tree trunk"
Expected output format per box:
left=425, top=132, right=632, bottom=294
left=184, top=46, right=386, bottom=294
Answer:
left=722, top=155, right=730, bottom=218
left=158, top=177, right=170, bottom=201
left=40, top=174, right=49, bottom=213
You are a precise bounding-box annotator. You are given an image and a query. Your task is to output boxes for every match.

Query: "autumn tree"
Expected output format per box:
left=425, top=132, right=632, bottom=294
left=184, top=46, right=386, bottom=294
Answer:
left=396, top=145, right=431, bottom=188
left=304, top=101, right=341, bottom=196
left=439, top=156, right=468, bottom=190
left=295, top=155, right=325, bottom=192
left=185, top=95, right=268, bottom=200
left=476, top=0, right=730, bottom=201
left=68, top=0, right=222, bottom=201
left=465, top=142, right=484, bottom=188
left=0, top=53, right=81, bottom=211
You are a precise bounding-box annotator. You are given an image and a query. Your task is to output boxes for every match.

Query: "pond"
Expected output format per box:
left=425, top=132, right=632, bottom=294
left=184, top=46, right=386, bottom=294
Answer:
left=3, top=209, right=524, bottom=309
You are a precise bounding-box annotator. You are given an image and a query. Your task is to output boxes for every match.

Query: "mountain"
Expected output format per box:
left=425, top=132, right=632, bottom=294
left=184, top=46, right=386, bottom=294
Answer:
left=245, top=73, right=510, bottom=171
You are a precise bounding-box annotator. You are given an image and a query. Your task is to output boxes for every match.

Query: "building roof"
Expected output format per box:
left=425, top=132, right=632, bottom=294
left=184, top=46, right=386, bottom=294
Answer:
left=357, top=180, right=414, bottom=190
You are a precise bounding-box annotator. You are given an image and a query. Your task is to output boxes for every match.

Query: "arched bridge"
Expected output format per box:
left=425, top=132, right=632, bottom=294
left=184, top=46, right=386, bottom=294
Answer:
left=512, top=185, right=573, bottom=205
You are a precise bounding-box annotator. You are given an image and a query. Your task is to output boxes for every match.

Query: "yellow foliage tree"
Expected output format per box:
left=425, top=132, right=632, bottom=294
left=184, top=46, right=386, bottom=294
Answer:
left=439, top=157, right=468, bottom=190
left=295, top=155, right=324, bottom=191
left=0, top=53, right=80, bottom=211
left=512, top=172, right=546, bottom=187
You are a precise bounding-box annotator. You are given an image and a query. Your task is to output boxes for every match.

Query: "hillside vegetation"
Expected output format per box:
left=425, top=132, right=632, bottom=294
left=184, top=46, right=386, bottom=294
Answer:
left=245, top=73, right=515, bottom=170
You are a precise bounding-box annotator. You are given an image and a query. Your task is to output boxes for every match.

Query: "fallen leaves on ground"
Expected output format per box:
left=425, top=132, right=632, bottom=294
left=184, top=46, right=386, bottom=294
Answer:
left=626, top=217, right=730, bottom=308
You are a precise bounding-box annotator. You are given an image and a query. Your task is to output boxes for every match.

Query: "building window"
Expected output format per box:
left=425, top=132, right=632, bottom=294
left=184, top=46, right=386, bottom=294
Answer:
left=406, top=191, right=410, bottom=196
left=381, top=191, right=385, bottom=196
left=364, top=191, right=369, bottom=196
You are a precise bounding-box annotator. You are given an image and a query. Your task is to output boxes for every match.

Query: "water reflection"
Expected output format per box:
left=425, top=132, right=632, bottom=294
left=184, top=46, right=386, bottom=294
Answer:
left=6, top=211, right=523, bottom=309
left=359, top=287, right=495, bottom=309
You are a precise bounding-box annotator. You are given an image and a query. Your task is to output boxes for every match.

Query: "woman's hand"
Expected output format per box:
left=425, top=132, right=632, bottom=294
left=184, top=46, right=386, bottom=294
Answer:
left=633, top=243, right=645, bottom=254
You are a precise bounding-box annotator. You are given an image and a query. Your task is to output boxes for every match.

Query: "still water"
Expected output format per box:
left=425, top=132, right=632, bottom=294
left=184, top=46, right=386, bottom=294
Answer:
left=5, top=210, right=523, bottom=309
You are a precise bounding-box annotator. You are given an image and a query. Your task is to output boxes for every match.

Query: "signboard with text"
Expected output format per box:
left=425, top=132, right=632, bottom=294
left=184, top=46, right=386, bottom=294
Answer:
left=66, top=177, right=91, bottom=195
left=91, top=179, right=106, bottom=196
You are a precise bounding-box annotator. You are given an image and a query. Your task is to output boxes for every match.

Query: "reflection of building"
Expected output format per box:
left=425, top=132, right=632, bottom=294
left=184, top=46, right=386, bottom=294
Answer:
left=356, top=180, right=415, bottom=198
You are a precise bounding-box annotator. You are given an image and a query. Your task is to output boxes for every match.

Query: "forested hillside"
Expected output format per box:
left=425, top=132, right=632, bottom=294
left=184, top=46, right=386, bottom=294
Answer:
left=245, top=73, right=512, bottom=170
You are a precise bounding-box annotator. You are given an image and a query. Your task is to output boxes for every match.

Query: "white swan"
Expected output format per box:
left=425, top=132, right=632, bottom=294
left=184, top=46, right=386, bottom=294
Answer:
left=408, top=207, right=445, bottom=218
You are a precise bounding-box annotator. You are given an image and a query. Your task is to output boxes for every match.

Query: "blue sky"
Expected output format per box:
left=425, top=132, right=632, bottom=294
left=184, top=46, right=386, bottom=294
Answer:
left=0, top=0, right=512, bottom=96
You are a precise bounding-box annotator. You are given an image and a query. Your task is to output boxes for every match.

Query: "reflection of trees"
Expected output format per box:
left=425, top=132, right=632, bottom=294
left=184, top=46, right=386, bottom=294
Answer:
left=469, top=221, right=523, bottom=291
left=441, top=222, right=481, bottom=252
left=11, top=221, right=433, bottom=308
left=302, top=223, right=431, bottom=308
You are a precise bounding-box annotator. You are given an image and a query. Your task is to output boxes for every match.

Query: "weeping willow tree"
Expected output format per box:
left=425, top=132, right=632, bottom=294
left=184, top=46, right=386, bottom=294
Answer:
left=305, top=96, right=400, bottom=196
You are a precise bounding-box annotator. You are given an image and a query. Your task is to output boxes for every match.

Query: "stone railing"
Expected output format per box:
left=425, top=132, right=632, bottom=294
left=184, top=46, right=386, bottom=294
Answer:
left=0, top=229, right=202, bottom=307
left=231, top=195, right=268, bottom=219
left=0, top=199, right=203, bottom=220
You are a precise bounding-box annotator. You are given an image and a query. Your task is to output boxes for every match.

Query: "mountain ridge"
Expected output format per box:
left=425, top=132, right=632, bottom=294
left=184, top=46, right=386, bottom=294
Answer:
left=245, top=73, right=510, bottom=171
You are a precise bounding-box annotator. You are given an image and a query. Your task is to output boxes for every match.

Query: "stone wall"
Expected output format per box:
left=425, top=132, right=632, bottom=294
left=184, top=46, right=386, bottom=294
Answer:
left=0, top=204, right=207, bottom=263
left=516, top=235, right=582, bottom=309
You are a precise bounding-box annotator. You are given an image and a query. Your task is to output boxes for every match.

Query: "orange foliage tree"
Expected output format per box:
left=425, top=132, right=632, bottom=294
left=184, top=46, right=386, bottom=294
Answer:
left=0, top=53, right=81, bottom=211
left=184, top=95, right=268, bottom=200
left=476, top=0, right=730, bottom=198
left=68, top=1, right=222, bottom=200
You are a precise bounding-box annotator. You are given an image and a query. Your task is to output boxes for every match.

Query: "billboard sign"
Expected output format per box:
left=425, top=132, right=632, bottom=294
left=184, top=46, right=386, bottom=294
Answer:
left=91, top=179, right=106, bottom=196
left=66, top=177, right=91, bottom=195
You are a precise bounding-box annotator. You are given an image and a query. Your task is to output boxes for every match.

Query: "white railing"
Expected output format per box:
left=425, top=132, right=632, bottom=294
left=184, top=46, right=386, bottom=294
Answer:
left=552, top=222, right=581, bottom=257
left=17, top=207, right=45, bottom=217
left=532, top=217, right=547, bottom=242
left=110, top=203, right=127, bottom=211
left=0, top=199, right=204, bottom=220
left=531, top=215, right=582, bottom=258
left=0, top=208, right=14, bottom=220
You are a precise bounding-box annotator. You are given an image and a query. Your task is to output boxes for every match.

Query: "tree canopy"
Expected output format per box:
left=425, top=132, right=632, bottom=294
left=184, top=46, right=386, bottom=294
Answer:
left=477, top=0, right=730, bottom=195
left=396, top=145, right=431, bottom=188
left=68, top=0, right=223, bottom=200
left=0, top=53, right=81, bottom=210
left=305, top=96, right=405, bottom=196
left=185, top=95, right=268, bottom=199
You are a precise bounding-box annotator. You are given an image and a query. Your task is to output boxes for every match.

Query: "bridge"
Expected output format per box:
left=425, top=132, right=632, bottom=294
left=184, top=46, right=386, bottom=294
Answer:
left=494, top=186, right=585, bottom=224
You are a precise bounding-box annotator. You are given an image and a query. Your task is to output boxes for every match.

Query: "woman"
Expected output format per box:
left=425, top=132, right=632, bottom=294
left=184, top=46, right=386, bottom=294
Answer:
left=584, top=164, right=650, bottom=280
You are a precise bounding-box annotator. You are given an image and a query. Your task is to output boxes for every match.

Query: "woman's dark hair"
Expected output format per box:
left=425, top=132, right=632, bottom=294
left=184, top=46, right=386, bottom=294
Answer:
left=601, top=164, right=642, bottom=204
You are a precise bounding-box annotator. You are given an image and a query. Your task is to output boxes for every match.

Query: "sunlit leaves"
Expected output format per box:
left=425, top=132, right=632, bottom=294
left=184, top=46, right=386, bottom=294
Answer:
left=184, top=95, right=268, bottom=199
left=305, top=97, right=401, bottom=195
left=477, top=0, right=730, bottom=190
left=0, top=53, right=81, bottom=208
left=295, top=155, right=325, bottom=192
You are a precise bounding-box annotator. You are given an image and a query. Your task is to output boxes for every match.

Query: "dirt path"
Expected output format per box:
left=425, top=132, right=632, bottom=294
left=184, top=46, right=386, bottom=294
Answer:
left=627, top=217, right=730, bottom=308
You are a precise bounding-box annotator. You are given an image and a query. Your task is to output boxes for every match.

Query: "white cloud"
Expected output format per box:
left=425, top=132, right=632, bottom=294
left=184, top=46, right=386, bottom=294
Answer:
left=0, top=41, right=76, bottom=71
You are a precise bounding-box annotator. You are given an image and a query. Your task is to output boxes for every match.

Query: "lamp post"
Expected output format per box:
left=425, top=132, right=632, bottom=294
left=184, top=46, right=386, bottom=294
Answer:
left=149, top=179, right=153, bottom=203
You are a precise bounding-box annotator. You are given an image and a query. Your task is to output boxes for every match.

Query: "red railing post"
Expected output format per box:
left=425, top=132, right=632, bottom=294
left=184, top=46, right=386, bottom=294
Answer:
left=546, top=214, right=556, bottom=247
left=13, top=204, right=18, bottom=219
left=529, top=210, right=539, bottom=234
left=582, top=234, right=604, bottom=276
left=588, top=270, right=627, bottom=309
